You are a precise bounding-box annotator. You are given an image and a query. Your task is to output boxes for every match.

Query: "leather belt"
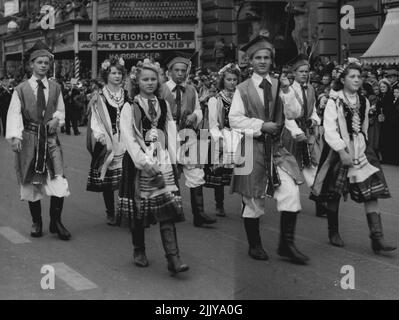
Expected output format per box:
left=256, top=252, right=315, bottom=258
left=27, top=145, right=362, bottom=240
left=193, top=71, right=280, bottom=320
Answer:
left=24, top=121, right=40, bottom=134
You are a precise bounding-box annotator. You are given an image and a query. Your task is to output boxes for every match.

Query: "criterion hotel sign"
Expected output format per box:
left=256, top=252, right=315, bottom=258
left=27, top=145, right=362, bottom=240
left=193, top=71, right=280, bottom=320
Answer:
left=78, top=32, right=195, bottom=51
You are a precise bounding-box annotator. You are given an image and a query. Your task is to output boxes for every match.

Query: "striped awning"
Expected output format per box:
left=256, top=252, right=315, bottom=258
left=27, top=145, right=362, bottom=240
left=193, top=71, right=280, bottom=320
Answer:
left=360, top=7, right=399, bottom=65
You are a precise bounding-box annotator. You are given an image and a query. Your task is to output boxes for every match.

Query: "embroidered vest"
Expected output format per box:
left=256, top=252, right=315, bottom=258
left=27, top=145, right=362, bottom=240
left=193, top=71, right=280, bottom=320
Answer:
left=136, top=99, right=168, bottom=147
left=160, top=83, right=197, bottom=126
left=15, top=80, right=61, bottom=125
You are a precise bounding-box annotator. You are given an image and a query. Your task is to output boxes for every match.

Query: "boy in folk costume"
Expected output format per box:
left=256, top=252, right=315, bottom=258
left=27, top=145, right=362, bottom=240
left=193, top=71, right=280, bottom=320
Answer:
left=159, top=54, right=217, bottom=227
left=6, top=41, right=71, bottom=240
left=281, top=54, right=326, bottom=217
left=229, top=36, right=309, bottom=264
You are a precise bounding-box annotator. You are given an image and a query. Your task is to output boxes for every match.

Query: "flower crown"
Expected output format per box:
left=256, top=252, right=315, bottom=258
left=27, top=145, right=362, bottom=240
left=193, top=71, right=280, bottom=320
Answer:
left=101, top=56, right=125, bottom=71
left=218, top=63, right=241, bottom=76
left=336, top=57, right=362, bottom=79
left=130, top=58, right=160, bottom=80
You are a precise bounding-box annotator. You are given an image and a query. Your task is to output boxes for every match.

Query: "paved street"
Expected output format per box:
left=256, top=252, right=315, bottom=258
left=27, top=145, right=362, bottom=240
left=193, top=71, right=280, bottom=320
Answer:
left=1, top=128, right=399, bottom=300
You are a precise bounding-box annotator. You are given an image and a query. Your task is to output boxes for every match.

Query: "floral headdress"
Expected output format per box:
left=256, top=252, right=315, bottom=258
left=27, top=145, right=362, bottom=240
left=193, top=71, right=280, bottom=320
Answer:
left=218, top=63, right=241, bottom=76
left=336, top=57, right=362, bottom=79
left=130, top=58, right=160, bottom=81
left=101, top=55, right=125, bottom=71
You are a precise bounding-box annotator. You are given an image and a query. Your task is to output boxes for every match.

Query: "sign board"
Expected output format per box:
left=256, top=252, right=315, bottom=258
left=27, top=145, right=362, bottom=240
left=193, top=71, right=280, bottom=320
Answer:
left=4, top=0, right=19, bottom=17
left=78, top=32, right=195, bottom=51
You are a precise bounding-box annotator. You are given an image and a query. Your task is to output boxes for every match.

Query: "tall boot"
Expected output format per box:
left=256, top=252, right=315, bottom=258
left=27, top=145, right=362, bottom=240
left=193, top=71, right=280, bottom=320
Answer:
left=190, top=186, right=216, bottom=227
left=49, top=197, right=71, bottom=241
left=28, top=201, right=42, bottom=237
left=103, top=190, right=116, bottom=226
left=244, top=218, right=269, bottom=260
left=366, top=212, right=396, bottom=253
left=326, top=207, right=344, bottom=247
left=160, top=222, right=189, bottom=274
left=131, top=224, right=148, bottom=267
left=214, top=186, right=226, bottom=217
left=315, top=201, right=327, bottom=218
left=277, top=212, right=309, bottom=265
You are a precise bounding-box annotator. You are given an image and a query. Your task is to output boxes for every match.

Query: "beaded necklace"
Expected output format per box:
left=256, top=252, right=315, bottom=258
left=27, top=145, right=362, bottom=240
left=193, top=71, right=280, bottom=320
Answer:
left=103, top=85, right=125, bottom=108
left=342, top=91, right=361, bottom=135
left=102, top=85, right=125, bottom=140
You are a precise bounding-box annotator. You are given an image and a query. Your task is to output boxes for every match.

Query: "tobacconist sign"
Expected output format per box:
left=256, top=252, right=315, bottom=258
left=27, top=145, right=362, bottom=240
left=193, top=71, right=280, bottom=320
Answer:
left=78, top=31, right=196, bottom=51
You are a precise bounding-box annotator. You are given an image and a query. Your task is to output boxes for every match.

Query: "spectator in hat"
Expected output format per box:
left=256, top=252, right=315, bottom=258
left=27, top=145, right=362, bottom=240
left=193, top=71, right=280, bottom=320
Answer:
left=378, top=78, right=396, bottom=164
left=384, top=69, right=399, bottom=89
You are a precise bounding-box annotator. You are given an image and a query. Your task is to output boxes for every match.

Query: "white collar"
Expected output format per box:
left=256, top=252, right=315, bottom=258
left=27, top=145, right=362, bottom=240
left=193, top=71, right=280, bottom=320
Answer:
left=29, top=75, right=48, bottom=89
left=293, top=80, right=308, bottom=90
left=251, top=72, right=272, bottom=87
left=167, top=79, right=186, bottom=89
left=135, top=94, right=158, bottom=104
left=134, top=95, right=160, bottom=120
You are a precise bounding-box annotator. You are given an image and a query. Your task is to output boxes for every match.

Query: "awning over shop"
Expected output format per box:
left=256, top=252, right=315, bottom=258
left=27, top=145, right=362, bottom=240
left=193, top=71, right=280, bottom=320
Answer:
left=360, top=7, right=399, bottom=65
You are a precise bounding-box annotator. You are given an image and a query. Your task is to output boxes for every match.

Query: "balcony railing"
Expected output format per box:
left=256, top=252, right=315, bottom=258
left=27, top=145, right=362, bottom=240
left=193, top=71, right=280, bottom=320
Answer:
left=109, top=0, right=197, bottom=20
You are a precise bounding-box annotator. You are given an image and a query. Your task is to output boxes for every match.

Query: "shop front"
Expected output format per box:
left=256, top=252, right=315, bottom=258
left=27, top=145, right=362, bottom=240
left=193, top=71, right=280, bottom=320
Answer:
left=2, top=22, right=198, bottom=80
left=77, top=26, right=197, bottom=72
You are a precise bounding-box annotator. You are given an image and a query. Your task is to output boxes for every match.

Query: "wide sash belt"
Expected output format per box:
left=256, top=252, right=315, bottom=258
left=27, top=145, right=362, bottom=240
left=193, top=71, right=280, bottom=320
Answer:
left=24, top=121, right=48, bottom=175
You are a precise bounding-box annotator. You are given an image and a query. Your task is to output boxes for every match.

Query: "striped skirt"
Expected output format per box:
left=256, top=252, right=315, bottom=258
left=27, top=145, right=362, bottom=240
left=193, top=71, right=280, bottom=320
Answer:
left=87, top=153, right=123, bottom=192
left=310, top=143, right=390, bottom=203
left=204, top=165, right=234, bottom=188
left=117, top=152, right=184, bottom=229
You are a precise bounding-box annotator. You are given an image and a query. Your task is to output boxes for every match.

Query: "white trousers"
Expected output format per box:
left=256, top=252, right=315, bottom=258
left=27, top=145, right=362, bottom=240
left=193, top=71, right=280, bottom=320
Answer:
left=182, top=166, right=205, bottom=189
left=20, top=174, right=70, bottom=202
left=242, top=167, right=301, bottom=218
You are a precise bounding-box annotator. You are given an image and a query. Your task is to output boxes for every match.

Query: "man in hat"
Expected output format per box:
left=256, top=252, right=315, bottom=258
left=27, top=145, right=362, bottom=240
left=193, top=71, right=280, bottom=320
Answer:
left=6, top=41, right=71, bottom=240
left=229, top=36, right=309, bottom=264
left=281, top=54, right=327, bottom=218
left=385, top=69, right=399, bottom=89
left=160, top=54, right=217, bottom=227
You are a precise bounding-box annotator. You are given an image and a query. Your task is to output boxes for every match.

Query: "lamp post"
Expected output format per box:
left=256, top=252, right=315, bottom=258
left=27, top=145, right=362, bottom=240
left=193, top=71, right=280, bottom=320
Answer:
left=91, top=0, right=98, bottom=80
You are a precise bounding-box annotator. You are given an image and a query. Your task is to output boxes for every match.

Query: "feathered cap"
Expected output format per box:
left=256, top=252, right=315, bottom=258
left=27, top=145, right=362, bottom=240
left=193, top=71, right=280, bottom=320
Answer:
left=288, top=53, right=310, bottom=71
left=240, top=35, right=274, bottom=59
left=25, top=40, right=53, bottom=62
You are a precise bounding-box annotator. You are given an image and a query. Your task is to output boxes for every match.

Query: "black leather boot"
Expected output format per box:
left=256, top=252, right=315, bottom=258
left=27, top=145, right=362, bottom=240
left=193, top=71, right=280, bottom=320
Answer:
left=103, top=190, right=117, bottom=226
left=315, top=201, right=327, bottom=218
left=326, top=208, right=344, bottom=247
left=366, top=212, right=397, bottom=253
left=49, top=197, right=71, bottom=241
left=277, top=212, right=309, bottom=265
left=160, top=222, right=189, bottom=274
left=28, top=201, right=42, bottom=238
left=244, top=218, right=269, bottom=260
left=214, top=186, right=226, bottom=217
left=190, top=187, right=217, bottom=227
left=131, top=225, right=148, bottom=267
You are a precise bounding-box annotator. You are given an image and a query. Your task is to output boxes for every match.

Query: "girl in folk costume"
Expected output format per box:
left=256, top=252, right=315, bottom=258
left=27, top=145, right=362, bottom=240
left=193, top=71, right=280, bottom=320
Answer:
left=311, top=60, right=396, bottom=253
left=86, top=57, right=129, bottom=225
left=206, top=63, right=241, bottom=217
left=117, top=60, right=189, bottom=274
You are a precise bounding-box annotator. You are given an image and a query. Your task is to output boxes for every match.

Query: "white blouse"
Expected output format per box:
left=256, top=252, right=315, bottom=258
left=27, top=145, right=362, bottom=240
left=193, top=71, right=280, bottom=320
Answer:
left=120, top=96, right=178, bottom=170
